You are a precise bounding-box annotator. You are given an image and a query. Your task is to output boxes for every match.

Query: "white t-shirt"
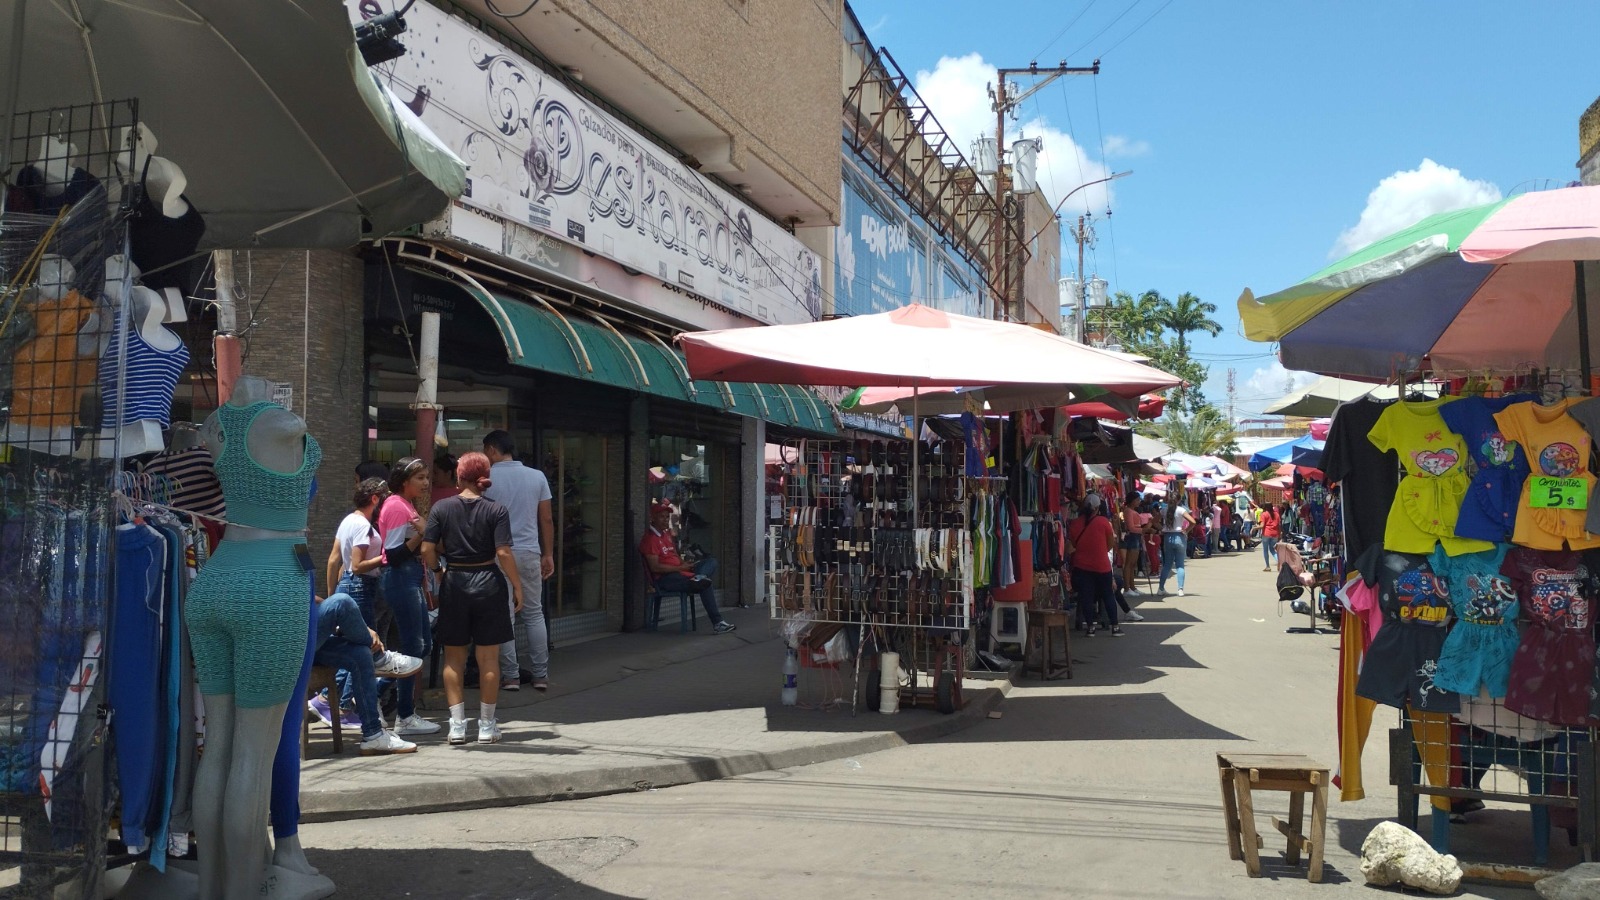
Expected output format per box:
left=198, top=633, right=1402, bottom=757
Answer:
left=335, top=510, right=378, bottom=577
left=1161, top=505, right=1190, bottom=534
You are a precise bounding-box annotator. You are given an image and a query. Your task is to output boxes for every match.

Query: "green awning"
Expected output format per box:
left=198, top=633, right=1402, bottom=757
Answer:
left=461, top=284, right=834, bottom=432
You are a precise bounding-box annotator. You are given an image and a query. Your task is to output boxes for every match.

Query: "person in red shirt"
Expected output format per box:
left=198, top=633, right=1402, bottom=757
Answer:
left=1068, top=493, right=1122, bottom=637
left=1259, top=503, right=1283, bottom=571
left=640, top=501, right=735, bottom=633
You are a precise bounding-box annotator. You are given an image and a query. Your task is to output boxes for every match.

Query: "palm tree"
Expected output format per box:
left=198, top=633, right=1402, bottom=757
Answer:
left=1106, top=289, right=1167, bottom=346
left=1158, top=291, right=1222, bottom=355
left=1141, top=407, right=1239, bottom=457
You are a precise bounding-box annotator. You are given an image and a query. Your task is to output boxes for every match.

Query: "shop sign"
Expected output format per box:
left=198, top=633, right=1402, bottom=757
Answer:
left=836, top=162, right=982, bottom=318
left=353, top=1, right=821, bottom=326
left=1531, top=476, right=1588, bottom=510
left=836, top=410, right=910, bottom=438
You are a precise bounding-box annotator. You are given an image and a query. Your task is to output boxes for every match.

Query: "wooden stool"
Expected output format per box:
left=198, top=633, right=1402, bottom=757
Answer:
left=1216, top=752, right=1329, bottom=882
left=1028, top=609, right=1072, bottom=680
left=303, top=665, right=344, bottom=756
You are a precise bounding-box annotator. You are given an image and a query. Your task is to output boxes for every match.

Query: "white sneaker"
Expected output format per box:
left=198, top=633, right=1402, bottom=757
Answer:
left=1125, top=611, right=1145, bottom=622
left=358, top=730, right=417, bottom=756
left=503, top=682, right=521, bottom=692
left=1177, top=589, right=1186, bottom=597
left=447, top=719, right=468, bottom=745
left=372, top=651, right=423, bottom=679
left=1124, top=587, right=1141, bottom=596
left=395, top=713, right=441, bottom=736
left=477, top=718, right=502, bottom=744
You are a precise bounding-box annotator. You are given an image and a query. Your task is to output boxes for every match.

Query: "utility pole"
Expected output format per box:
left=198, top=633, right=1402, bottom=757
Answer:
left=1071, top=214, right=1094, bottom=343
left=1227, top=368, right=1237, bottom=424
left=991, top=60, right=1098, bottom=323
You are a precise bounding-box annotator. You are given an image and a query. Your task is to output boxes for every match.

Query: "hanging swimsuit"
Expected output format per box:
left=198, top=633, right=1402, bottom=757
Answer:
left=1429, top=544, right=1518, bottom=698
left=184, top=402, right=322, bottom=707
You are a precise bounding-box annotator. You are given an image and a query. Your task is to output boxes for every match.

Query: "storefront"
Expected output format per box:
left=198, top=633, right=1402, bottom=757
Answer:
left=363, top=261, right=837, bottom=639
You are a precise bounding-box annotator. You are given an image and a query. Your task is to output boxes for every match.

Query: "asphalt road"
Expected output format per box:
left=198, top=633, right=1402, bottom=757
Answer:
left=299, top=550, right=1551, bottom=899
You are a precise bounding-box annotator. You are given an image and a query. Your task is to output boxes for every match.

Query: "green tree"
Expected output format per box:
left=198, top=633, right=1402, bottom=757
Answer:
left=1157, top=291, right=1222, bottom=355
left=1139, top=406, right=1239, bottom=457
left=1104, top=289, right=1167, bottom=345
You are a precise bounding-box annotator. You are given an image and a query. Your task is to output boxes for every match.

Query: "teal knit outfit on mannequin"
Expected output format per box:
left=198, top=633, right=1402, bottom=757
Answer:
left=186, top=402, right=323, bottom=707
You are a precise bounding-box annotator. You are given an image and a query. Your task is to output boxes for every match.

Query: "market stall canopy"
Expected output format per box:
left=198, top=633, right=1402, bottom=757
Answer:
left=1059, top=393, right=1167, bottom=421
left=0, top=0, right=467, bottom=249
left=1264, top=376, right=1400, bottom=417
left=848, top=384, right=1141, bottom=417
left=679, top=304, right=1183, bottom=392
left=1237, top=185, right=1600, bottom=379
left=1249, top=433, right=1325, bottom=472
left=1166, top=452, right=1248, bottom=481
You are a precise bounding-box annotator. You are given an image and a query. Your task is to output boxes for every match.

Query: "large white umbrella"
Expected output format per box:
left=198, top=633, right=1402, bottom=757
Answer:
left=0, top=0, right=465, bottom=249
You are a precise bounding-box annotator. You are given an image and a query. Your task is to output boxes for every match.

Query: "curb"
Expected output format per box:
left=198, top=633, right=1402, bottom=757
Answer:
left=300, top=678, right=1011, bottom=823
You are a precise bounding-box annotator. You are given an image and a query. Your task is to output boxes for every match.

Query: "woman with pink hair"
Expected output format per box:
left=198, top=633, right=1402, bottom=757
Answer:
left=421, top=452, right=525, bottom=745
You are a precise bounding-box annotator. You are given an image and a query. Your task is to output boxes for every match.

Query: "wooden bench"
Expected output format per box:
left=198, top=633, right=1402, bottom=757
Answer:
left=1216, top=752, right=1329, bottom=882
left=303, top=665, right=344, bottom=756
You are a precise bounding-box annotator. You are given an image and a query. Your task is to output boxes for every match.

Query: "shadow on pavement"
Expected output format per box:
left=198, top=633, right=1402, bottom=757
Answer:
left=306, top=843, right=642, bottom=898
left=936, top=693, right=1244, bottom=743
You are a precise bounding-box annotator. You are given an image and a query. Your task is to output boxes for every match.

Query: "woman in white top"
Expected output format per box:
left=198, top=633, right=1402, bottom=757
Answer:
left=325, top=477, right=389, bottom=625
left=1158, top=483, right=1196, bottom=597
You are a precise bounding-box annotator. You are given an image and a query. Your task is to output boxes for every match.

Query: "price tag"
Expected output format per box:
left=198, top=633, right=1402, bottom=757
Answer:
left=985, top=456, right=996, bottom=470
left=1531, top=476, right=1589, bottom=510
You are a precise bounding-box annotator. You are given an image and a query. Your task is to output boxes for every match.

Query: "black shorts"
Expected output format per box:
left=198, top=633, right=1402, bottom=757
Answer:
left=1354, top=625, right=1459, bottom=714
left=435, top=567, right=513, bottom=647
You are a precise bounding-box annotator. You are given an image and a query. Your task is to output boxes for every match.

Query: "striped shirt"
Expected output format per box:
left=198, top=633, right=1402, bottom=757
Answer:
left=98, top=318, right=189, bottom=428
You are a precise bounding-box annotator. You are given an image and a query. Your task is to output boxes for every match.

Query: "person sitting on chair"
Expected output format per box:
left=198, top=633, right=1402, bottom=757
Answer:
left=640, top=500, right=736, bottom=633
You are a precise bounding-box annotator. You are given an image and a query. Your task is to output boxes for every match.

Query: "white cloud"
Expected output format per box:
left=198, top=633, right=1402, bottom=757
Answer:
left=1332, top=159, right=1502, bottom=258
left=914, top=53, right=1128, bottom=220
left=1102, top=135, right=1150, bottom=159
left=1245, top=361, right=1318, bottom=405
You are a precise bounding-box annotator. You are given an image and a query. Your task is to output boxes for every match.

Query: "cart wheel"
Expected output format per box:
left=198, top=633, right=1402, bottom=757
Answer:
left=865, top=669, right=882, bottom=711
left=935, top=671, right=957, bottom=714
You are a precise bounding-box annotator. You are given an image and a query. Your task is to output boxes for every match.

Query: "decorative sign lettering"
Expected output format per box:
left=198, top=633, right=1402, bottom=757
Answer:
left=1531, top=476, right=1588, bottom=510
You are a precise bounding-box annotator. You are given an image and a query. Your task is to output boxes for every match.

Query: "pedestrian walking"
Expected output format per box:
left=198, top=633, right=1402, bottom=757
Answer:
left=1260, top=502, right=1283, bottom=570
left=1159, top=484, right=1195, bottom=597
left=423, top=452, right=525, bottom=745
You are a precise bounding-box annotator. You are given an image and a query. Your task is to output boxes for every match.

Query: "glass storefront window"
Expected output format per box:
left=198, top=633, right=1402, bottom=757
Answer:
left=647, top=435, right=720, bottom=588
left=542, top=430, right=611, bottom=617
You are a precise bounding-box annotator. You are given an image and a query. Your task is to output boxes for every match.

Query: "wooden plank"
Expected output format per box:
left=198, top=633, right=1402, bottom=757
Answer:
left=1308, top=782, right=1328, bottom=883
left=1217, top=758, right=1242, bottom=862
left=1272, top=816, right=1309, bottom=851
left=1250, top=777, right=1318, bottom=793
left=1234, top=770, right=1263, bottom=878
left=1286, top=784, right=1299, bottom=864
left=1220, top=753, right=1325, bottom=770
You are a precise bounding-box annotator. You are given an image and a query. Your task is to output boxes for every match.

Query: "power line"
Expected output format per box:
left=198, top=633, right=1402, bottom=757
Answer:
left=1030, top=0, right=1100, bottom=61
left=1069, top=0, right=1144, bottom=59
left=1090, top=74, right=1120, bottom=294
left=1098, top=0, right=1177, bottom=58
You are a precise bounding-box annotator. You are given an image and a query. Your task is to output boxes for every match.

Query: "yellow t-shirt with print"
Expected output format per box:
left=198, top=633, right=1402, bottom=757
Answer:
left=1368, top=397, right=1492, bottom=556
left=1494, top=398, right=1600, bottom=551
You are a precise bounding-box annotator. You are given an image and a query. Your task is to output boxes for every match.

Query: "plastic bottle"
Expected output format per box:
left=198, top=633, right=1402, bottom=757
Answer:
left=781, top=647, right=799, bottom=706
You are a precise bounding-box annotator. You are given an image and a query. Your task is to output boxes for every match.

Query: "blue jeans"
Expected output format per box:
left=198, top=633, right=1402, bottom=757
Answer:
left=1262, top=536, right=1279, bottom=567
left=313, top=593, right=382, bottom=741
left=1159, top=533, right=1187, bottom=593
left=380, top=558, right=429, bottom=719
left=654, top=558, right=724, bottom=624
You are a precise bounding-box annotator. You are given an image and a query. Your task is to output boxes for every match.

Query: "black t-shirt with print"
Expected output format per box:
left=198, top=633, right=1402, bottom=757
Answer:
left=1324, top=397, right=1399, bottom=563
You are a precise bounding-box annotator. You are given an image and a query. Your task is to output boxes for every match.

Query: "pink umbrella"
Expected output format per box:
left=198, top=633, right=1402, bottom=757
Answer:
left=679, top=304, right=1182, bottom=394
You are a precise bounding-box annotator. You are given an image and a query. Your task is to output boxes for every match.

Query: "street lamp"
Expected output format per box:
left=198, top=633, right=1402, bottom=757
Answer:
left=1026, top=170, right=1132, bottom=247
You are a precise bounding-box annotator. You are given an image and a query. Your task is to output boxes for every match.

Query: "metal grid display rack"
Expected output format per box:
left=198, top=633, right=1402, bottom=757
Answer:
left=769, top=437, right=974, bottom=713
left=0, top=100, right=140, bottom=899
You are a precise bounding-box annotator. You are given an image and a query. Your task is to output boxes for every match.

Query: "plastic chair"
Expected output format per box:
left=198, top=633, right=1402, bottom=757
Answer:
left=643, top=561, right=698, bottom=633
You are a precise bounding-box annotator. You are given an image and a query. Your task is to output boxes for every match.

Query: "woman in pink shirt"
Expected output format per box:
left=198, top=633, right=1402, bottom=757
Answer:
left=376, top=457, right=442, bottom=738
left=1121, top=500, right=1147, bottom=596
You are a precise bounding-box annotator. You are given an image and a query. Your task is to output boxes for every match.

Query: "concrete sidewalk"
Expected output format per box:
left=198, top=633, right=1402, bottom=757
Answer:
left=299, top=605, right=1006, bottom=821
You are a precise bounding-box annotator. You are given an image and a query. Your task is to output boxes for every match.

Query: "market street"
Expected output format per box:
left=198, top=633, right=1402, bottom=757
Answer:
left=295, top=550, right=1555, bottom=898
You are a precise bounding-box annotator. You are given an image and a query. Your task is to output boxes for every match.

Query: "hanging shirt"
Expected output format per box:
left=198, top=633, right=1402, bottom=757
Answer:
left=1368, top=397, right=1491, bottom=557
left=1324, top=397, right=1400, bottom=563
left=1556, top=397, right=1600, bottom=536
left=1438, top=395, right=1533, bottom=544
left=1500, top=548, right=1597, bottom=725
left=1428, top=544, right=1518, bottom=698
left=1352, top=547, right=1459, bottom=713
left=1494, top=399, right=1600, bottom=551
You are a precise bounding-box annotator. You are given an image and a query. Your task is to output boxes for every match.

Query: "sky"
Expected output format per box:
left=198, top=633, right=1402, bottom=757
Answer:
left=849, top=0, right=1600, bottom=418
